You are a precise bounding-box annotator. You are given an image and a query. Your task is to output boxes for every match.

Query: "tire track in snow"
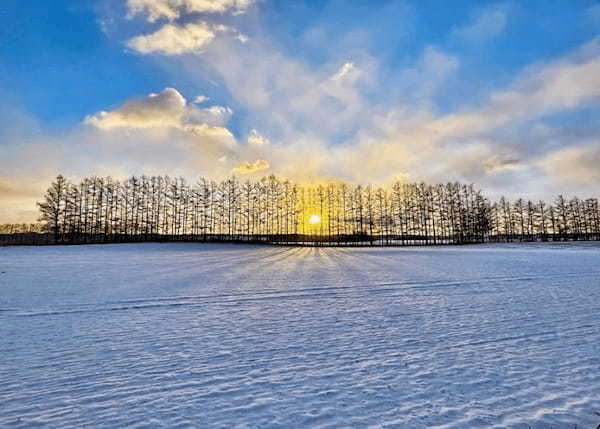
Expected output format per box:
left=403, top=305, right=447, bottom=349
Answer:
left=4, top=269, right=599, bottom=318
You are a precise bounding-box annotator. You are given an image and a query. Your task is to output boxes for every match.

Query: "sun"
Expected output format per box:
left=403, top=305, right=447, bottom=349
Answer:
left=309, top=214, right=321, bottom=225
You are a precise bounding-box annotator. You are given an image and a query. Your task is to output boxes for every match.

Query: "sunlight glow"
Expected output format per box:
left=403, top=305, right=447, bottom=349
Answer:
left=309, top=214, right=321, bottom=225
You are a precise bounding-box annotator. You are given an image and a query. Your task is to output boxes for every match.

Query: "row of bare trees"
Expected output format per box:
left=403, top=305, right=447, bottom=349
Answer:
left=1, top=174, right=599, bottom=246
left=489, top=196, right=600, bottom=242
left=0, top=223, right=46, bottom=245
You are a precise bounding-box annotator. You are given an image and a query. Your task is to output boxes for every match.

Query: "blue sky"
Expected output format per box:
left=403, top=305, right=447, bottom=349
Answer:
left=2, top=0, right=597, bottom=129
left=1, top=0, right=600, bottom=222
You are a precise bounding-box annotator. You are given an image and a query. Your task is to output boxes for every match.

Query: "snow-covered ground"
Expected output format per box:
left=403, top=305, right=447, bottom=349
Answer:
left=1, top=242, right=600, bottom=428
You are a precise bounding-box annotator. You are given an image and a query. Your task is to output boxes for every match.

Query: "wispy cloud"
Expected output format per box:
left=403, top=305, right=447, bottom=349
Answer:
left=451, top=2, right=512, bottom=42
left=331, top=62, right=357, bottom=82
left=586, top=4, right=600, bottom=27
left=193, top=95, right=209, bottom=104
left=538, top=141, right=600, bottom=185
left=428, top=39, right=600, bottom=137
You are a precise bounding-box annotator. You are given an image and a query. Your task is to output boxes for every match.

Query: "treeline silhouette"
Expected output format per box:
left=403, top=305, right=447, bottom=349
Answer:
left=1, top=174, right=599, bottom=246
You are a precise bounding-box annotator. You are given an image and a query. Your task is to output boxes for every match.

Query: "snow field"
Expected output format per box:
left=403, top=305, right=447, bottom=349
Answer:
left=1, top=242, right=600, bottom=428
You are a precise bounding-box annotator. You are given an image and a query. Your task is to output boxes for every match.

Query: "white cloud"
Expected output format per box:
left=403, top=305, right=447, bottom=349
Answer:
left=85, top=87, right=234, bottom=131
left=186, top=105, right=233, bottom=126
left=85, top=87, right=238, bottom=156
left=194, top=95, right=209, bottom=104
left=247, top=129, right=269, bottom=146
left=126, top=0, right=254, bottom=22
left=85, top=87, right=186, bottom=129
left=232, top=159, right=270, bottom=174
left=331, top=62, right=357, bottom=82
left=203, top=105, right=233, bottom=119
left=128, top=22, right=218, bottom=55
left=127, top=21, right=247, bottom=55
left=185, top=123, right=237, bottom=149
left=124, top=0, right=253, bottom=57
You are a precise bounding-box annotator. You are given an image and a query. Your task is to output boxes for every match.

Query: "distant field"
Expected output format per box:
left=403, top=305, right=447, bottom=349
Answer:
left=1, top=243, right=600, bottom=428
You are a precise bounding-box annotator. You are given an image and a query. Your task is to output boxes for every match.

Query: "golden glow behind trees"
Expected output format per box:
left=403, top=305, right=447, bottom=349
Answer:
left=32, top=174, right=493, bottom=243
left=22, top=173, right=600, bottom=246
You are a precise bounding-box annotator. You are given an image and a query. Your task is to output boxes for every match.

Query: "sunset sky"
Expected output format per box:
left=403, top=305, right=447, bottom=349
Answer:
left=1, top=0, right=599, bottom=222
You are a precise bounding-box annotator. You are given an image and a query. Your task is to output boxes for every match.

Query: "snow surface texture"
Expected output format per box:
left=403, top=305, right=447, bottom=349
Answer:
left=1, top=243, right=600, bottom=428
